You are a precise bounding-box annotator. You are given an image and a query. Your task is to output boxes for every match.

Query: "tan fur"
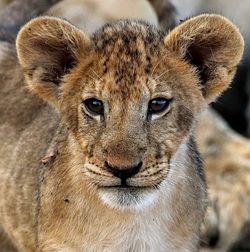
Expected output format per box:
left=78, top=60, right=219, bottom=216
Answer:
left=48, top=0, right=158, bottom=34
left=197, top=110, right=250, bottom=251
left=0, top=11, right=244, bottom=252
left=173, top=0, right=250, bottom=42
left=48, top=0, right=176, bottom=34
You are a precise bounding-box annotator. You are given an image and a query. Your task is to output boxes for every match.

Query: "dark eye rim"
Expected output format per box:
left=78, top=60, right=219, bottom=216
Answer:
left=82, top=98, right=104, bottom=116
left=148, top=97, right=173, bottom=115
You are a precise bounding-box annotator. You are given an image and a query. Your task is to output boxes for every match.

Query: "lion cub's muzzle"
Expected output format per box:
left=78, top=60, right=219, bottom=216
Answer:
left=104, top=161, right=143, bottom=185
left=84, top=137, right=169, bottom=191
left=84, top=154, right=169, bottom=208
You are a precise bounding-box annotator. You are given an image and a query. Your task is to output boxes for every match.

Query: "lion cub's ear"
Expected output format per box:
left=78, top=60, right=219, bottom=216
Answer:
left=16, top=17, right=91, bottom=106
left=164, top=14, right=244, bottom=102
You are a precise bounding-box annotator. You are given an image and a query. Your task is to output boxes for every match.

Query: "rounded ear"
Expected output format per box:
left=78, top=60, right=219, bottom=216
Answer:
left=164, top=14, right=244, bottom=103
left=16, top=16, right=91, bottom=106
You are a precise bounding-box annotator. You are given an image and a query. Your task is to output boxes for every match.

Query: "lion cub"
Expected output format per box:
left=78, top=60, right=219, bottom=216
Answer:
left=0, top=13, right=244, bottom=251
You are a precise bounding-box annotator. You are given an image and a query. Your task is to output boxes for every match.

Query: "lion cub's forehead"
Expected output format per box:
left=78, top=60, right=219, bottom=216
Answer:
left=92, top=20, right=164, bottom=51
left=89, top=21, right=165, bottom=99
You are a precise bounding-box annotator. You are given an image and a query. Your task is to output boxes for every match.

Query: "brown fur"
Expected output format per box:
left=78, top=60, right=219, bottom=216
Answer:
left=0, top=11, right=244, bottom=252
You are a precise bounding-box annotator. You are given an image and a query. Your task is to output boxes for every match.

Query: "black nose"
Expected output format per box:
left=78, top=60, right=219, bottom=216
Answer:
left=104, top=161, right=142, bottom=181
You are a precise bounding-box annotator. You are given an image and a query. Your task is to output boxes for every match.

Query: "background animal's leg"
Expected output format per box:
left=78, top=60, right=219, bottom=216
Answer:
left=0, top=0, right=62, bottom=42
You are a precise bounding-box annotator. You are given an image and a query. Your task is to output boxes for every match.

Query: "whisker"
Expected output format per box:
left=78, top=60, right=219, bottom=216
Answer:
left=84, top=168, right=113, bottom=178
left=150, top=54, right=169, bottom=77
left=153, top=69, right=172, bottom=81
left=87, top=74, right=99, bottom=83
left=137, top=168, right=167, bottom=178
left=91, top=69, right=104, bottom=81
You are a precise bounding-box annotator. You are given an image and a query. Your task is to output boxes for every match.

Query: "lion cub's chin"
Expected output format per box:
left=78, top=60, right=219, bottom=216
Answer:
left=98, top=186, right=159, bottom=210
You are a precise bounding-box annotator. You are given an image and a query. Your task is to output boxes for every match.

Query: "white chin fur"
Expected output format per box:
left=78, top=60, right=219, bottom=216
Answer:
left=98, top=187, right=159, bottom=210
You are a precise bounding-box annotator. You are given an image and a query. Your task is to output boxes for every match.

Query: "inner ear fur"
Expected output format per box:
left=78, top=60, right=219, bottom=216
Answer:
left=16, top=16, right=91, bottom=105
left=164, top=14, right=244, bottom=102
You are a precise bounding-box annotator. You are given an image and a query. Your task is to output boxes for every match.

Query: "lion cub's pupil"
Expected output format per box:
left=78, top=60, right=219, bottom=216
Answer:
left=83, top=98, right=104, bottom=115
left=148, top=98, right=171, bottom=114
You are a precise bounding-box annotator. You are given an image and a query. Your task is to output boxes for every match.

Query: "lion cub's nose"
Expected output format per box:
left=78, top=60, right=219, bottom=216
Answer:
left=104, top=161, right=142, bottom=180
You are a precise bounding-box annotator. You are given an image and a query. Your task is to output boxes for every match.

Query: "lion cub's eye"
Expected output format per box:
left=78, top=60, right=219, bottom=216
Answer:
left=83, top=98, right=104, bottom=116
left=148, top=97, right=172, bottom=115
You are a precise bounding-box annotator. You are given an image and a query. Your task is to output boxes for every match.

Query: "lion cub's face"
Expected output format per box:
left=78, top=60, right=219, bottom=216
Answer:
left=68, top=24, right=204, bottom=209
left=16, top=16, right=244, bottom=209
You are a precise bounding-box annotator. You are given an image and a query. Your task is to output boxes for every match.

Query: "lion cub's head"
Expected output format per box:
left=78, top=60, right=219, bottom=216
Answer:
left=16, top=15, right=243, bottom=209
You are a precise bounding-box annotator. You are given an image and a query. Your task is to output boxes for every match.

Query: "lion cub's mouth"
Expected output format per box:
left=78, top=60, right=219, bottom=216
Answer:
left=96, top=175, right=165, bottom=209
left=100, top=184, right=160, bottom=190
left=105, top=185, right=151, bottom=188
left=84, top=160, right=169, bottom=208
left=98, top=185, right=160, bottom=209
